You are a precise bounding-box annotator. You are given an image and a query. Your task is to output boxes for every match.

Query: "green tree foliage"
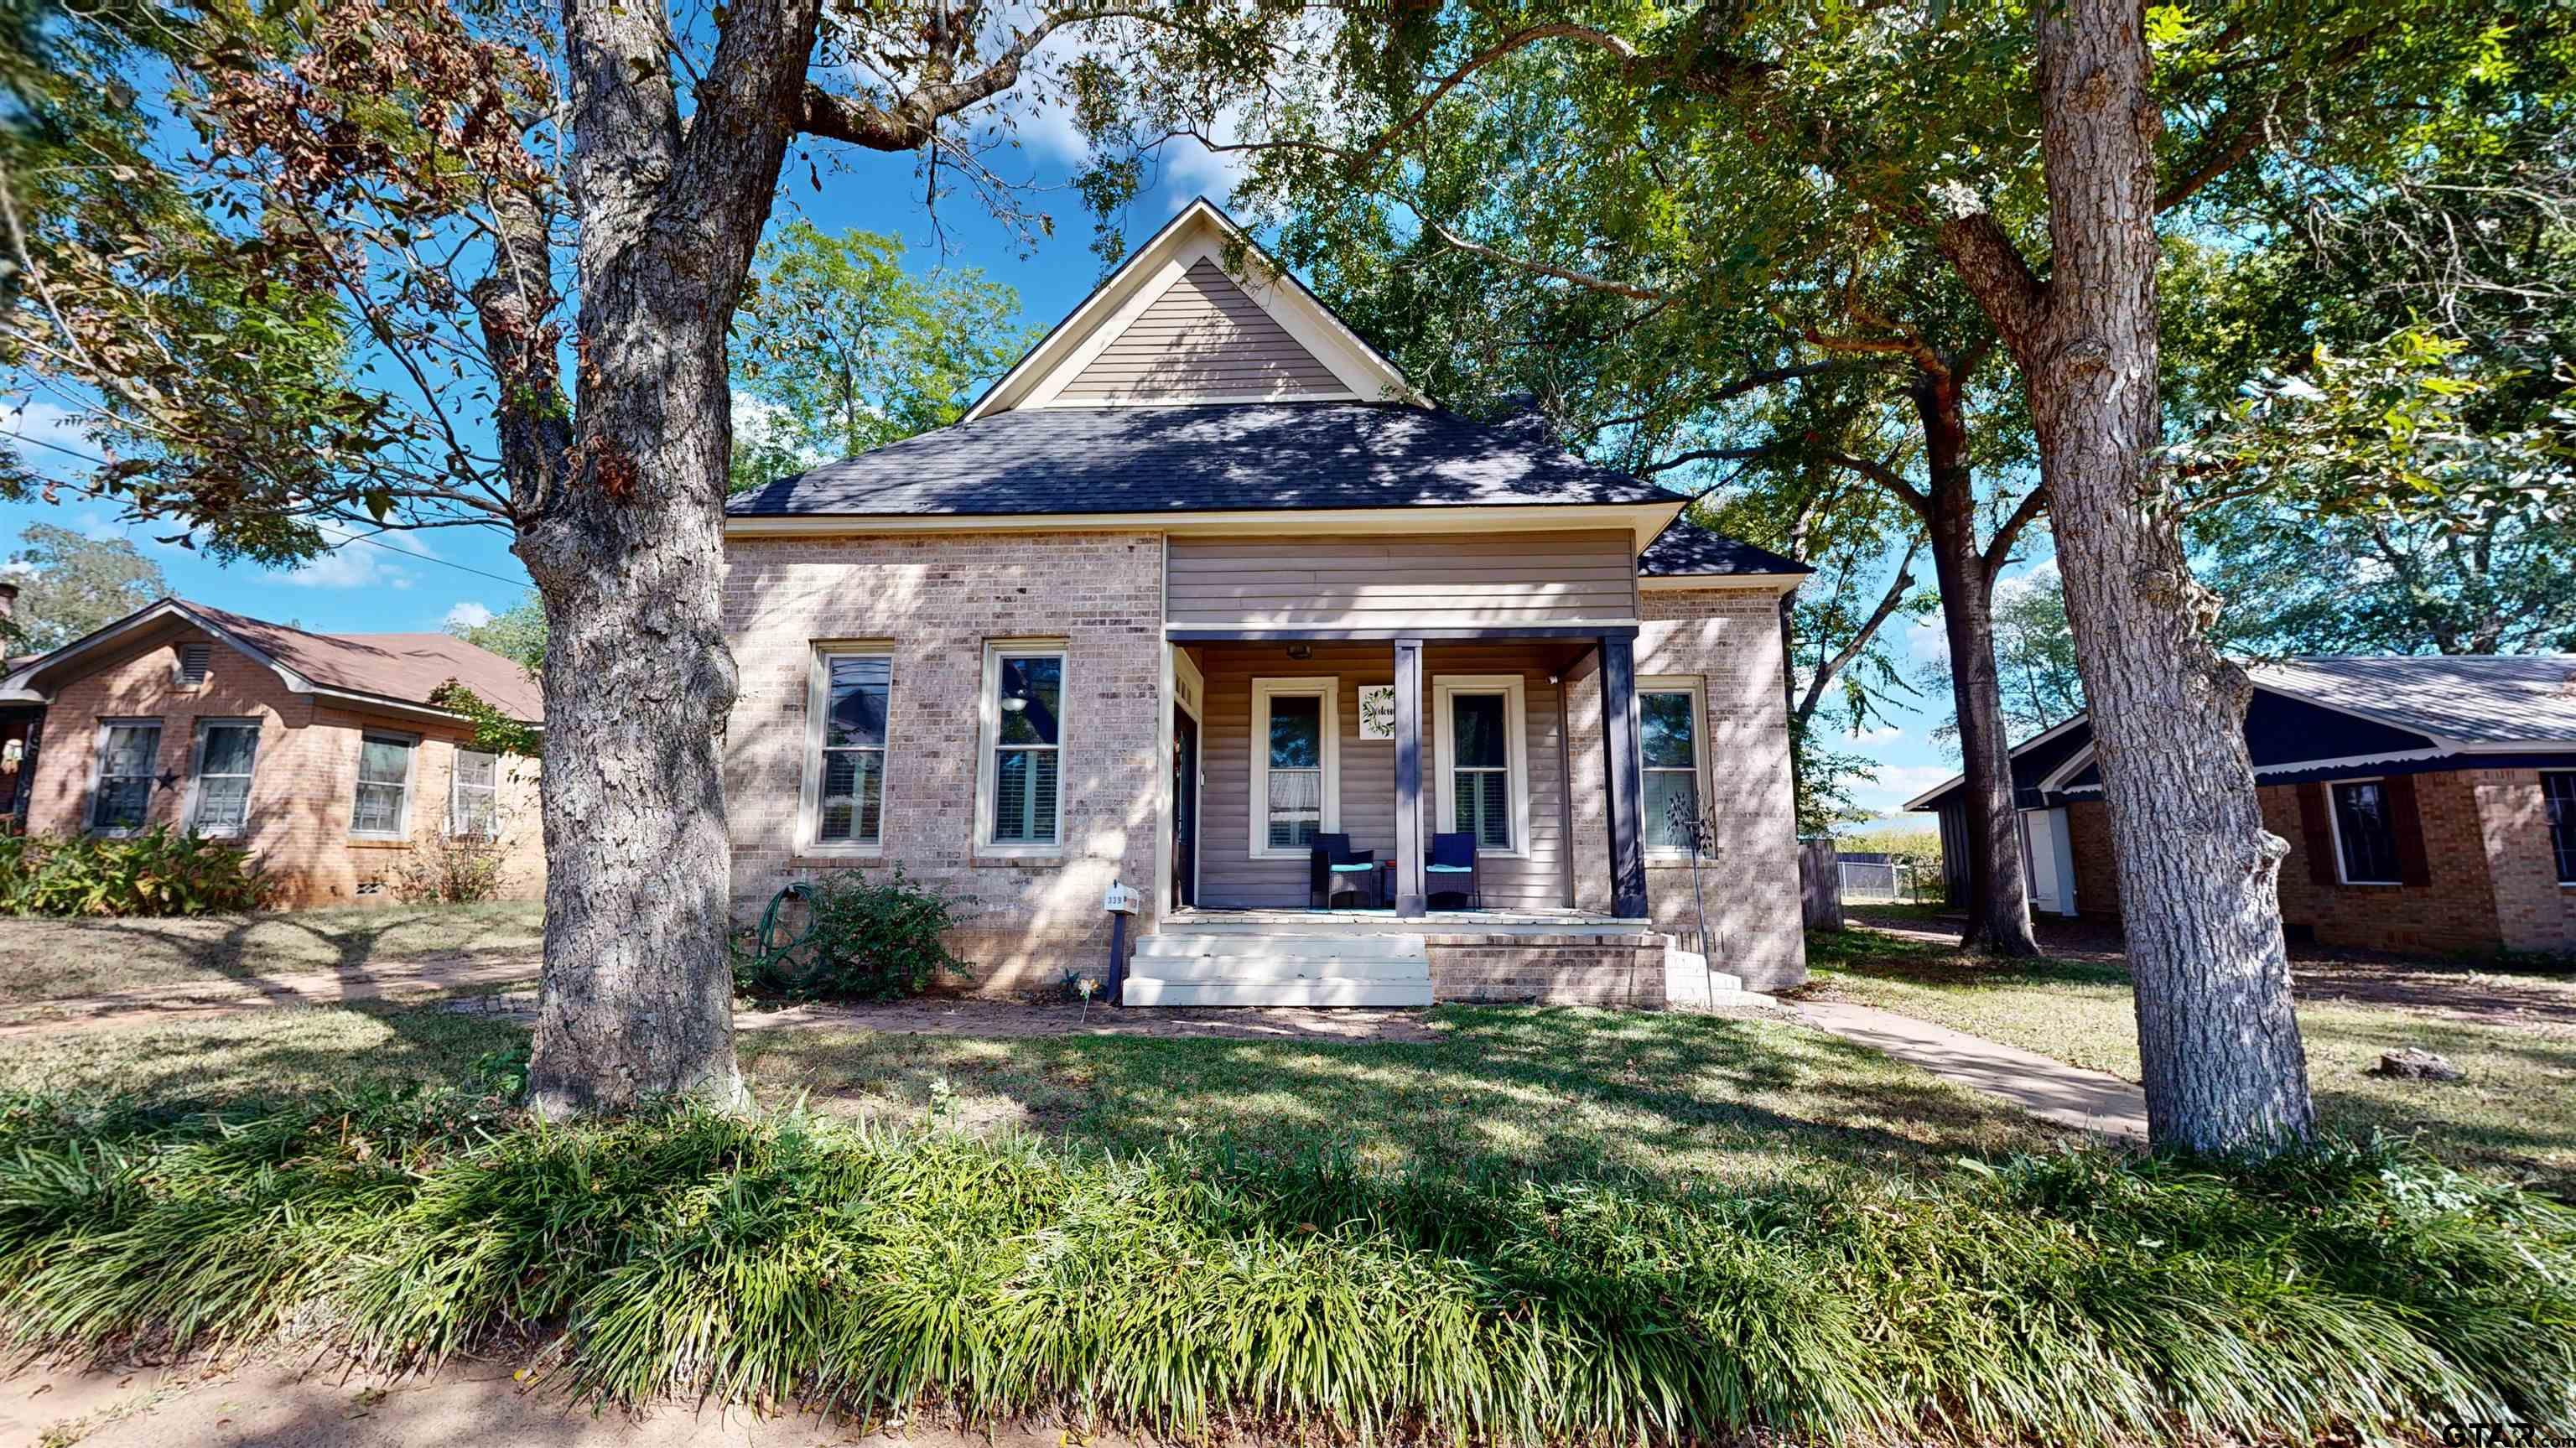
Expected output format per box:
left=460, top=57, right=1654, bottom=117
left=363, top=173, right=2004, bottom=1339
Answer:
left=446, top=591, right=546, bottom=675
left=3, top=522, right=168, bottom=651
left=729, top=224, right=1033, bottom=490
left=1920, top=565, right=2088, bottom=740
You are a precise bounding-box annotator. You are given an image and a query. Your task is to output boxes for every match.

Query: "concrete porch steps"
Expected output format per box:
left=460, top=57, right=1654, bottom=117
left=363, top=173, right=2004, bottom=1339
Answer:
left=1125, top=931, right=1433, bottom=1008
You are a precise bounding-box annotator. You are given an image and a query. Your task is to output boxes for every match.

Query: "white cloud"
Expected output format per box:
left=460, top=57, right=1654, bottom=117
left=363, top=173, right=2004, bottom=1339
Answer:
left=1991, top=556, right=2061, bottom=608
left=275, top=521, right=433, bottom=591
left=2, top=399, right=93, bottom=471
left=1848, top=723, right=1903, bottom=745
left=1905, top=617, right=1949, bottom=663
left=442, top=600, right=495, bottom=631
left=1848, top=764, right=1961, bottom=814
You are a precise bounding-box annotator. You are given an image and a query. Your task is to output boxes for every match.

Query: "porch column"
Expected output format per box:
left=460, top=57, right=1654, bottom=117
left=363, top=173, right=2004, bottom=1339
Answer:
left=1392, top=636, right=1426, bottom=917
left=1598, top=632, right=1650, bottom=918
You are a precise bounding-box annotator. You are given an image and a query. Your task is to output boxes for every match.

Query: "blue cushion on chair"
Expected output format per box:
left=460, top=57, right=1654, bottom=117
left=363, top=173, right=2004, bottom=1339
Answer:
left=1425, top=863, right=1471, bottom=873
left=1327, top=862, right=1374, bottom=873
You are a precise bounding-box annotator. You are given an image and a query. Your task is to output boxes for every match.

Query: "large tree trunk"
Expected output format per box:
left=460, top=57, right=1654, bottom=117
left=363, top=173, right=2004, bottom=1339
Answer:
left=1941, top=0, right=2313, bottom=1154
left=517, top=0, right=821, bottom=1115
left=1913, top=376, right=2039, bottom=958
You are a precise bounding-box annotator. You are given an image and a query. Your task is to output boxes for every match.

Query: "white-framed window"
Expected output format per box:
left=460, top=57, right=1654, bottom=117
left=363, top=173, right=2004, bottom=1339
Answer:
left=978, top=643, right=1067, bottom=854
left=1433, top=675, right=1530, bottom=857
left=449, top=748, right=501, bottom=838
left=802, top=648, right=891, bottom=853
left=1250, top=677, right=1340, bottom=859
left=2329, top=777, right=2402, bottom=885
left=184, top=719, right=262, bottom=837
left=1639, top=677, right=1708, bottom=857
left=89, top=719, right=162, bottom=833
left=351, top=732, right=418, bottom=838
left=2547, top=771, right=2576, bottom=886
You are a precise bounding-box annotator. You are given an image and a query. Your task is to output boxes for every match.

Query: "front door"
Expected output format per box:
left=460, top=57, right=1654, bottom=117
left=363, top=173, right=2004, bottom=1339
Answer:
left=2018, top=807, right=2076, bottom=917
left=1171, top=708, right=1199, bottom=908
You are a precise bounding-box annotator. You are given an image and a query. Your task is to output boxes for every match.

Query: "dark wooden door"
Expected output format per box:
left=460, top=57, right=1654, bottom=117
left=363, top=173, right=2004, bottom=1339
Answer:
left=1171, top=709, right=1199, bottom=908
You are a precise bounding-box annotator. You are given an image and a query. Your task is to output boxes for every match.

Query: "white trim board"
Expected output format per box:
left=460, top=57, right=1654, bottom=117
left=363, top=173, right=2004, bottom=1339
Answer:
left=1249, top=677, right=1341, bottom=861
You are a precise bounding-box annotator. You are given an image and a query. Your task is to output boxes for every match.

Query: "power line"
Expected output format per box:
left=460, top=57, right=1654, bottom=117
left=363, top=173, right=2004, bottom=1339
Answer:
left=3, top=427, right=529, bottom=589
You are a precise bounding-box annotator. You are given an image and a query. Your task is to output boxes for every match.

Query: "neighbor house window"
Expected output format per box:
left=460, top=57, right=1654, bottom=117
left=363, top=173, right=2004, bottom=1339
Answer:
left=90, top=719, right=161, bottom=833
left=1434, top=676, right=1529, bottom=855
left=185, top=719, right=262, bottom=837
left=980, top=646, right=1066, bottom=851
left=806, top=651, right=891, bottom=850
left=2547, top=771, right=2576, bottom=885
left=1250, top=678, right=1338, bottom=858
left=2329, top=778, right=2402, bottom=885
left=351, top=733, right=417, bottom=838
left=450, top=749, right=501, bottom=838
left=1639, top=681, right=1706, bottom=855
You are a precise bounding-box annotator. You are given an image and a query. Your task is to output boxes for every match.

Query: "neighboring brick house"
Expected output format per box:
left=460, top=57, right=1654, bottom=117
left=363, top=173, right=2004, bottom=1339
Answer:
left=1909, top=657, right=2576, bottom=957
left=723, top=198, right=1812, bottom=1004
left=0, top=595, right=543, bottom=907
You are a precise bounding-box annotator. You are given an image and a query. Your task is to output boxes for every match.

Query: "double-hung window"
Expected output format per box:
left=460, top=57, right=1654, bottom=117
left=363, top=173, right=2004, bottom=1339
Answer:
left=2546, top=771, right=2576, bottom=885
left=2329, top=778, right=2402, bottom=885
left=1639, top=682, right=1706, bottom=855
left=1250, top=679, right=1338, bottom=857
left=351, top=734, right=417, bottom=838
left=808, top=651, right=891, bottom=850
left=186, top=719, right=262, bottom=837
left=450, top=749, right=501, bottom=838
left=90, top=719, right=162, bottom=833
left=1434, top=676, right=1529, bottom=855
left=982, top=646, right=1066, bottom=851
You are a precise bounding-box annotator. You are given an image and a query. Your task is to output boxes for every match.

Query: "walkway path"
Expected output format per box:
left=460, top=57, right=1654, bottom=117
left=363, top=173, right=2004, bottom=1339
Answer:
left=1783, top=996, right=2148, bottom=1140
left=0, top=957, right=540, bottom=1038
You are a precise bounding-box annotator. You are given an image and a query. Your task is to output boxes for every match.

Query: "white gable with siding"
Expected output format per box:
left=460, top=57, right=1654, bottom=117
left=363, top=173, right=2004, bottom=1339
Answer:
left=962, top=198, right=1418, bottom=419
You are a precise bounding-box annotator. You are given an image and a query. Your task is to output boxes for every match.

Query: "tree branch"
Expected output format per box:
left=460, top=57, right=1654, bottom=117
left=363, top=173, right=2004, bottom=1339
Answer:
left=1983, top=484, right=2051, bottom=571
left=1422, top=218, right=1666, bottom=299
left=1934, top=211, right=2049, bottom=362
left=1822, top=448, right=1930, bottom=518
left=1797, top=540, right=1920, bottom=727
left=797, top=12, right=1079, bottom=152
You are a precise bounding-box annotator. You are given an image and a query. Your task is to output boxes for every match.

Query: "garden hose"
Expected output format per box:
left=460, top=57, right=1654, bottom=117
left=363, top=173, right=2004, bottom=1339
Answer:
left=740, top=880, right=822, bottom=990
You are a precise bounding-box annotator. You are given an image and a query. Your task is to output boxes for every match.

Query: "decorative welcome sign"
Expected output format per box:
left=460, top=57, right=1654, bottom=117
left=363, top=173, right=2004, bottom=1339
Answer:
left=1358, top=684, right=1397, bottom=740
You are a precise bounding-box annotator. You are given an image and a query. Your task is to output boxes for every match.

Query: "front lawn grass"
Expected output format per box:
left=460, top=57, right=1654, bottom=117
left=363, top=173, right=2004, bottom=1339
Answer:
left=0, top=901, right=543, bottom=1002
left=1806, top=926, right=2576, bottom=1193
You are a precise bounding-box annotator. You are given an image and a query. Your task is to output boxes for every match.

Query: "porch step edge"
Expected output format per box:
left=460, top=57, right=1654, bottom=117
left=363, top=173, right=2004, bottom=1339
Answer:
left=1124, top=977, right=1435, bottom=1009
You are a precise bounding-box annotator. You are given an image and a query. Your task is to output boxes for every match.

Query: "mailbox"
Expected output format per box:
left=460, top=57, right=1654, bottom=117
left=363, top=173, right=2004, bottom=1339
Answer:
left=1102, top=881, right=1141, bottom=915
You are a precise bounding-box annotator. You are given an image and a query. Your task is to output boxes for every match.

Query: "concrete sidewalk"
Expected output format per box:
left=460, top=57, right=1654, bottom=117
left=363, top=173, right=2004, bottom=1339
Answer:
left=1784, top=997, right=2149, bottom=1140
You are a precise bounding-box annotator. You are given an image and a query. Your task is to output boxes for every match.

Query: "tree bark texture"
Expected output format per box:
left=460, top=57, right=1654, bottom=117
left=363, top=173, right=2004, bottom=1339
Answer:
left=1940, top=0, right=2313, bottom=1154
left=518, top=0, right=824, bottom=1115
left=1911, top=374, right=2039, bottom=958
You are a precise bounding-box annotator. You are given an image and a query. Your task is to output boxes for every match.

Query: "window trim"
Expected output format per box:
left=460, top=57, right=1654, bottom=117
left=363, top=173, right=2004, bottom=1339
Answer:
left=349, top=729, right=421, bottom=840
left=2328, top=776, right=2402, bottom=886
left=799, top=644, right=895, bottom=858
left=1432, top=674, right=1531, bottom=859
left=2544, top=771, right=2576, bottom=887
left=975, top=641, right=1070, bottom=859
left=1638, top=676, right=1710, bottom=861
left=182, top=717, right=263, bottom=838
left=448, top=745, right=503, bottom=840
left=86, top=717, right=164, bottom=837
left=1249, top=677, right=1342, bottom=861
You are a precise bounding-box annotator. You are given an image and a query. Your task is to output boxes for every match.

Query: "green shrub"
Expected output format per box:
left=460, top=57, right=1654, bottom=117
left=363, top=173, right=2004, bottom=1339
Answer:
left=0, top=828, right=270, bottom=916
left=0, top=1092, right=2568, bottom=1444
left=732, top=866, right=969, bottom=1001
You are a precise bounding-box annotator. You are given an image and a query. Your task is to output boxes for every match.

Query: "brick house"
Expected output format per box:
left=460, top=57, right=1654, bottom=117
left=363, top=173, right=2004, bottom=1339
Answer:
left=723, top=199, right=1814, bottom=1004
left=0, top=594, right=543, bottom=907
left=1909, top=657, right=2576, bottom=957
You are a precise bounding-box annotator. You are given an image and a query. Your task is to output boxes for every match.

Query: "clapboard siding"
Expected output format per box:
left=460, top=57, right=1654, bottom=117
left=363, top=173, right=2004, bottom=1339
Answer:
left=1192, top=642, right=1577, bottom=910
left=1166, top=532, right=1641, bottom=629
left=1057, top=258, right=1346, bottom=402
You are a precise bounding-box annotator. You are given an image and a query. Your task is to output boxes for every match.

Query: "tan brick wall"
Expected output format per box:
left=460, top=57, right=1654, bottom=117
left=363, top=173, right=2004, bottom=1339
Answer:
left=1567, top=586, right=1806, bottom=992
left=23, top=624, right=543, bottom=907
left=723, top=532, right=1166, bottom=995
left=1426, top=933, right=1668, bottom=1006
left=2469, top=768, right=2576, bottom=955
left=2063, top=771, right=2575, bottom=957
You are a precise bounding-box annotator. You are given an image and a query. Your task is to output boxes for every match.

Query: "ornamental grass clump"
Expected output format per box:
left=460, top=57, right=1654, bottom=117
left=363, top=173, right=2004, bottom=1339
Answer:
left=1, top=1091, right=2569, bottom=1445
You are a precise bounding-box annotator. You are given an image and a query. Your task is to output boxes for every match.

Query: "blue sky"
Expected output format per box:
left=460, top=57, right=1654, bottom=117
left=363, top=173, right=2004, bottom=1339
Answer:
left=2, top=96, right=1964, bottom=832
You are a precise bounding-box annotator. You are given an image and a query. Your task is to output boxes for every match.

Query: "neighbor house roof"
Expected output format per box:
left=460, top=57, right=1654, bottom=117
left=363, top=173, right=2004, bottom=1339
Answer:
left=1903, top=653, right=2576, bottom=812
left=1639, top=516, right=1812, bottom=579
left=727, top=402, right=1694, bottom=520
left=0, top=597, right=542, bottom=723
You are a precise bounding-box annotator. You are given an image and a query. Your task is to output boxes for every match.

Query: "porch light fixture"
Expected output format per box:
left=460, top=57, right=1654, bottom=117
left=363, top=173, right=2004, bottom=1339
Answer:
left=1285, top=643, right=1313, bottom=660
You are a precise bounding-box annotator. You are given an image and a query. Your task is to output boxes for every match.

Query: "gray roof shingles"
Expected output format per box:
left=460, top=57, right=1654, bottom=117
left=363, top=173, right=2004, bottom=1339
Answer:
left=2251, top=655, right=2576, bottom=745
left=1640, top=516, right=1810, bottom=578
left=727, top=402, right=1690, bottom=519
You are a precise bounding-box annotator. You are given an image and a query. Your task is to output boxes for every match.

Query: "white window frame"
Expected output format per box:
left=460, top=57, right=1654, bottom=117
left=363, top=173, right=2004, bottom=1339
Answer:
left=1433, top=674, right=1530, bottom=859
left=2328, top=776, right=2401, bottom=886
left=975, top=641, right=1070, bottom=858
left=448, top=745, right=503, bottom=839
left=799, top=645, right=894, bottom=857
left=350, top=730, right=420, bottom=840
left=87, top=717, right=163, bottom=836
left=2547, top=770, right=2576, bottom=888
left=1249, top=677, right=1341, bottom=860
left=182, top=717, right=262, bottom=838
left=1638, top=676, right=1709, bottom=860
